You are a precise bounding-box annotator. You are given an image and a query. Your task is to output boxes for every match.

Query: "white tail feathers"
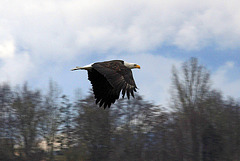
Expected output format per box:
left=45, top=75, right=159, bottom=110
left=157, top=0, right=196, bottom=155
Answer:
left=71, top=63, right=93, bottom=71
left=71, top=66, right=84, bottom=71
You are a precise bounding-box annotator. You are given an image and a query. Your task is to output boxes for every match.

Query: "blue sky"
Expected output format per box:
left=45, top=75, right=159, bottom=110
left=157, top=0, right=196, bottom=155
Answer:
left=0, top=0, right=240, bottom=106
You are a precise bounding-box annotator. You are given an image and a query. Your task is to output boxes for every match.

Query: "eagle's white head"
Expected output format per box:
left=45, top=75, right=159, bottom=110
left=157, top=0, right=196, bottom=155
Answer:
left=124, top=61, right=141, bottom=69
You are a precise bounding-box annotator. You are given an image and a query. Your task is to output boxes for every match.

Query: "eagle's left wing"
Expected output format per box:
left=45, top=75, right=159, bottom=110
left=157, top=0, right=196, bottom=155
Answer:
left=92, top=61, right=137, bottom=99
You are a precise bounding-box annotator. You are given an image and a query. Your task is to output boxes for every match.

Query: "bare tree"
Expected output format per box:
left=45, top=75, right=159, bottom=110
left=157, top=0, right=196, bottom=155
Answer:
left=171, top=58, right=211, bottom=161
left=39, top=80, right=62, bottom=160
left=74, top=93, right=112, bottom=161
left=12, top=83, right=44, bottom=160
left=0, top=83, right=15, bottom=160
left=57, top=95, right=75, bottom=151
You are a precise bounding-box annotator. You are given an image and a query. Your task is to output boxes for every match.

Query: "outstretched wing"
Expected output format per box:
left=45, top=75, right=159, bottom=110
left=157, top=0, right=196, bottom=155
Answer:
left=92, top=60, right=137, bottom=99
left=88, top=68, right=120, bottom=108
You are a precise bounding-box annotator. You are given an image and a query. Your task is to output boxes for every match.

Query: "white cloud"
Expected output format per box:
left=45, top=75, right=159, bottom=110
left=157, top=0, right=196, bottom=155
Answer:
left=1, top=0, right=240, bottom=59
left=0, top=40, right=15, bottom=59
left=212, top=61, right=240, bottom=99
left=0, top=40, right=34, bottom=84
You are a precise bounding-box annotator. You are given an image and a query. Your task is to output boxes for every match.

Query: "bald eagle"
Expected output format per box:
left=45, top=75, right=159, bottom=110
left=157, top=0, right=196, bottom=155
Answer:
left=71, top=60, right=140, bottom=108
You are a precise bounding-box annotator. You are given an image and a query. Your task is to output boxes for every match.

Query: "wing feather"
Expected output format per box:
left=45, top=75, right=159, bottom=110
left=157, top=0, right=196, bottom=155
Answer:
left=88, top=69, right=119, bottom=108
left=88, top=60, right=137, bottom=108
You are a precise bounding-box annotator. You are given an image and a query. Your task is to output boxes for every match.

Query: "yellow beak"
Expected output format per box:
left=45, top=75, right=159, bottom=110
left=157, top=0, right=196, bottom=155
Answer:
left=135, top=65, right=141, bottom=69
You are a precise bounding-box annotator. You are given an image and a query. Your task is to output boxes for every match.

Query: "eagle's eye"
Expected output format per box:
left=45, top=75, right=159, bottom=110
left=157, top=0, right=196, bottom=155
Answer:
left=134, top=64, right=137, bottom=66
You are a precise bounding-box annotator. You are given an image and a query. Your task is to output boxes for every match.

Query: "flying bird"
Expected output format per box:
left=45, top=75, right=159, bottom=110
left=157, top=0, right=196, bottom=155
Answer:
left=71, top=60, right=140, bottom=108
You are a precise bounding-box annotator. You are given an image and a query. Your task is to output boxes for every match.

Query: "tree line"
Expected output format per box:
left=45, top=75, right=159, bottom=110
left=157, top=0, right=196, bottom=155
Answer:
left=0, top=58, right=239, bottom=161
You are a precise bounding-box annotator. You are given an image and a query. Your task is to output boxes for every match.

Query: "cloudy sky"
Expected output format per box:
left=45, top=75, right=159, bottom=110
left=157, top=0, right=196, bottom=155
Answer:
left=0, top=0, right=240, bottom=106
